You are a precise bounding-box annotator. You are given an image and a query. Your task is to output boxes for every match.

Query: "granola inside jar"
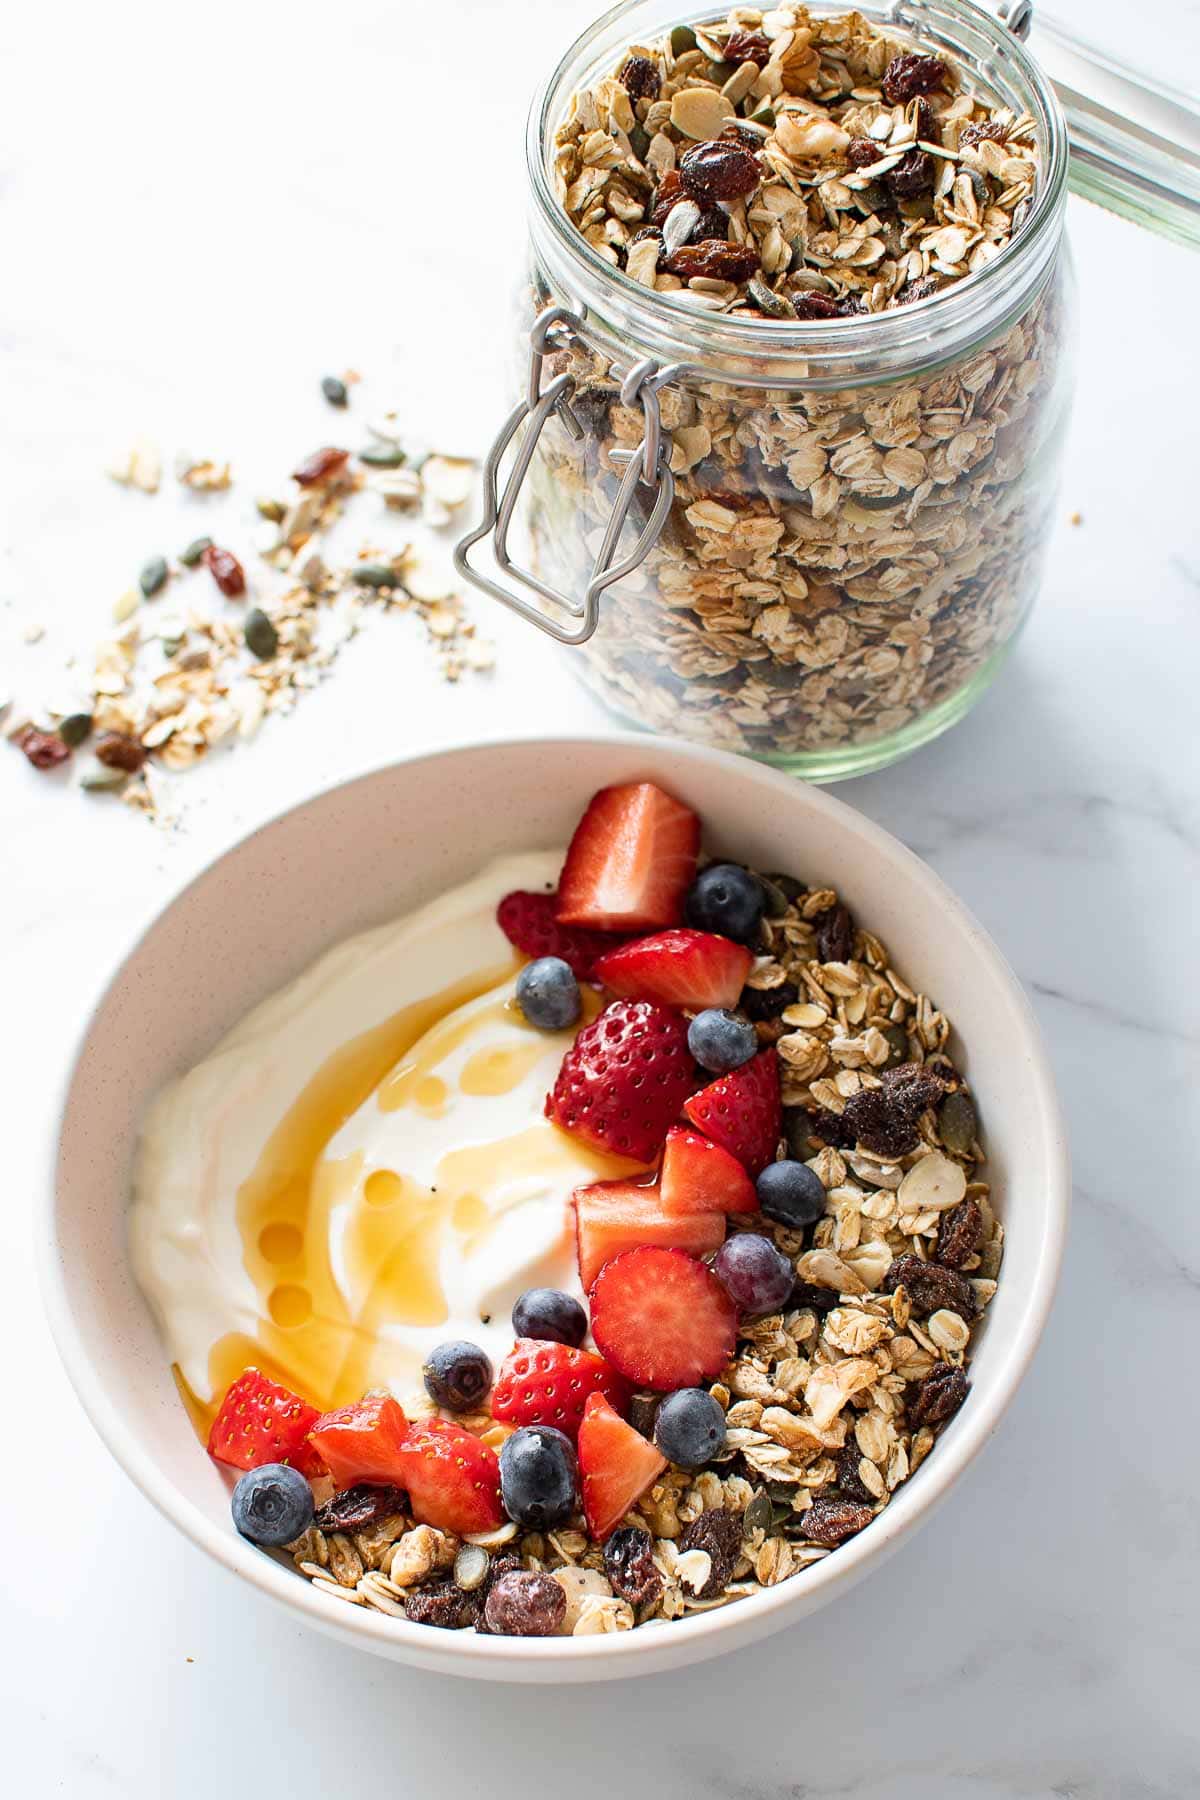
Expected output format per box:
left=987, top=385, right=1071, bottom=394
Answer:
left=458, top=2, right=1075, bottom=779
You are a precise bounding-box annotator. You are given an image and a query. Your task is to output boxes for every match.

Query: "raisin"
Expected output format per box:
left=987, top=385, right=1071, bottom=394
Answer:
left=679, top=140, right=761, bottom=204
left=739, top=981, right=799, bottom=1022
left=881, top=53, right=948, bottom=105
left=812, top=901, right=855, bottom=963
left=723, top=30, right=772, bottom=66
left=691, top=205, right=729, bottom=242
left=836, top=1442, right=876, bottom=1504
left=292, top=446, right=350, bottom=487
left=722, top=122, right=770, bottom=150
left=569, top=387, right=612, bottom=437
left=959, top=119, right=1008, bottom=149
left=482, top=1570, right=566, bottom=1637
left=15, top=727, right=70, bottom=771
left=802, top=1497, right=874, bottom=1547
left=936, top=1197, right=984, bottom=1270
left=677, top=1508, right=743, bottom=1598
left=649, top=169, right=686, bottom=229
left=790, top=291, right=843, bottom=321
left=604, top=1526, right=662, bottom=1608
left=884, top=1253, right=977, bottom=1320
left=313, top=1483, right=407, bottom=1532
left=846, top=137, right=881, bottom=170
left=789, top=1278, right=838, bottom=1315
left=914, top=98, right=938, bottom=144
left=840, top=1062, right=946, bottom=1158
left=886, top=148, right=934, bottom=199
left=809, top=1107, right=856, bottom=1150
left=472, top=1548, right=524, bottom=1633
left=895, top=276, right=941, bottom=306
left=404, top=1578, right=480, bottom=1630
left=202, top=544, right=246, bottom=598
left=908, top=1363, right=970, bottom=1427
left=661, top=240, right=760, bottom=283
left=94, top=732, right=147, bottom=774
left=628, top=1393, right=659, bottom=1439
left=619, top=55, right=661, bottom=101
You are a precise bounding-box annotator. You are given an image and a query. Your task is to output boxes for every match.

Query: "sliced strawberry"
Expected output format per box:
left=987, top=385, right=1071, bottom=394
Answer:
left=683, top=1047, right=781, bottom=1176
left=496, top=890, right=628, bottom=980
left=574, top=1180, right=726, bottom=1292
left=593, top=929, right=753, bottom=1011
left=207, top=1367, right=322, bottom=1476
left=659, top=1125, right=758, bottom=1217
left=546, top=998, right=696, bottom=1162
left=557, top=782, right=700, bottom=931
left=491, top=1339, right=630, bottom=1440
left=305, top=1394, right=409, bottom=1490
left=578, top=1392, right=667, bottom=1541
left=590, top=1246, right=738, bottom=1391
left=394, top=1418, right=504, bottom=1534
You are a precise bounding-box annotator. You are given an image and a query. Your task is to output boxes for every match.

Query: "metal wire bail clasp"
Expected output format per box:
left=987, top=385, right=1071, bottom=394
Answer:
left=453, top=305, right=675, bottom=646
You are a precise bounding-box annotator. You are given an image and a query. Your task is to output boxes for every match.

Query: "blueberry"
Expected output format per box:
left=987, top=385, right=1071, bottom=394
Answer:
left=498, top=1425, right=578, bottom=1528
left=687, top=1007, right=757, bottom=1073
left=423, top=1340, right=494, bottom=1411
left=756, top=1159, right=826, bottom=1228
left=512, top=1287, right=588, bottom=1347
left=684, top=864, right=765, bottom=945
left=516, top=957, right=581, bottom=1030
left=713, top=1233, right=795, bottom=1315
left=653, top=1389, right=727, bottom=1468
left=231, top=1463, right=314, bottom=1547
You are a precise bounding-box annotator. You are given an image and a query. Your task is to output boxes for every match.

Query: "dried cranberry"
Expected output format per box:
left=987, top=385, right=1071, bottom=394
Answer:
left=618, top=55, right=661, bottom=101
left=936, top=1197, right=984, bottom=1270
left=883, top=1253, right=977, bottom=1321
left=292, top=446, right=350, bottom=488
left=94, top=732, right=147, bottom=773
left=677, top=1508, right=743, bottom=1598
left=313, top=1483, right=407, bottom=1531
left=404, top=1579, right=480, bottom=1630
left=836, top=1441, right=876, bottom=1504
left=802, top=1497, right=874, bottom=1547
left=482, top=1570, right=566, bottom=1637
left=812, top=901, right=855, bottom=962
left=886, top=147, right=934, bottom=199
left=846, top=137, right=882, bottom=170
left=649, top=169, right=686, bottom=229
left=723, top=30, right=772, bottom=66
left=662, top=240, right=760, bottom=283
left=881, top=53, right=948, bottom=106
left=679, top=139, right=761, bottom=204
left=604, top=1526, right=662, bottom=1607
left=908, top=1363, right=970, bottom=1427
left=14, top=727, right=70, bottom=771
left=202, top=544, right=246, bottom=598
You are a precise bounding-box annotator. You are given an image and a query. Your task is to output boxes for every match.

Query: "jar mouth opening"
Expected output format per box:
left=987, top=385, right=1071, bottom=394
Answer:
left=527, top=0, right=1069, bottom=354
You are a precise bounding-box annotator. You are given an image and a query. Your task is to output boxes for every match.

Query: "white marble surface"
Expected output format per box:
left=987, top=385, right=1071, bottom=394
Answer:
left=4, top=1, right=1200, bottom=1793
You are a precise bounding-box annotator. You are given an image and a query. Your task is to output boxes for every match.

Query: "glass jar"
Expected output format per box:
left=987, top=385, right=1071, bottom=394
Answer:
left=452, top=2, right=1166, bottom=778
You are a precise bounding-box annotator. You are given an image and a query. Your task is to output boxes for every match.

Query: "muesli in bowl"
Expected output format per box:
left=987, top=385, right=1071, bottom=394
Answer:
left=132, top=776, right=999, bottom=1639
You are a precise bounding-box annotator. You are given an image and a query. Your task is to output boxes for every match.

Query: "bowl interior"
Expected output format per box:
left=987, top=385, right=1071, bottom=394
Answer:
left=48, top=736, right=1066, bottom=1679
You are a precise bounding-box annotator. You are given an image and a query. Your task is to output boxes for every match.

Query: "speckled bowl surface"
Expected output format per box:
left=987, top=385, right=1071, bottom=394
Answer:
left=43, top=734, right=1069, bottom=1682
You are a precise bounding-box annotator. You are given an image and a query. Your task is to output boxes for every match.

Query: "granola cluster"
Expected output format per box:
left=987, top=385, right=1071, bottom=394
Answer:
left=286, top=872, right=1000, bottom=1635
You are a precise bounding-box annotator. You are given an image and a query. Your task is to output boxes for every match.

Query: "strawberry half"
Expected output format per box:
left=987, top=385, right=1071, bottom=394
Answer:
left=590, top=1246, right=738, bottom=1391
left=496, top=890, right=628, bottom=980
left=207, top=1368, right=322, bottom=1476
left=592, top=929, right=754, bottom=1011
left=659, top=1126, right=758, bottom=1217
left=683, top=1047, right=781, bottom=1175
left=491, top=1339, right=630, bottom=1440
left=546, top=998, right=696, bottom=1162
left=557, top=782, right=700, bottom=931
left=574, top=1180, right=726, bottom=1291
left=395, top=1418, right=504, bottom=1535
left=306, top=1394, right=409, bottom=1489
left=578, top=1392, right=667, bottom=1541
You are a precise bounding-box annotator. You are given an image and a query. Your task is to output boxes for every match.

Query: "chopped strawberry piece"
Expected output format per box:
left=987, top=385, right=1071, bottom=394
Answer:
left=557, top=782, right=700, bottom=932
left=659, top=1126, right=758, bottom=1217
left=574, top=1180, right=726, bottom=1292
left=683, top=1048, right=781, bottom=1175
left=491, top=1339, right=630, bottom=1440
left=306, top=1395, right=409, bottom=1490
left=207, top=1367, right=322, bottom=1475
left=546, top=998, right=696, bottom=1162
left=593, top=929, right=753, bottom=1011
left=591, top=1246, right=738, bottom=1391
left=496, top=890, right=629, bottom=980
left=578, top=1392, right=667, bottom=1541
left=394, top=1418, right=504, bottom=1535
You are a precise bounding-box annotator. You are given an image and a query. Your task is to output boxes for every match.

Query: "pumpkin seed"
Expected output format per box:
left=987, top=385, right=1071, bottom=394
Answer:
left=629, top=123, right=651, bottom=162
left=938, top=1089, right=978, bottom=1156
left=179, top=536, right=212, bottom=568
left=58, top=712, right=94, bottom=748
left=244, top=608, right=278, bottom=660
left=706, top=59, right=736, bottom=84
left=748, top=104, right=776, bottom=128
left=358, top=443, right=407, bottom=468
left=670, top=23, right=697, bottom=54
left=882, top=1023, right=910, bottom=1067
left=320, top=374, right=348, bottom=408
left=756, top=874, right=792, bottom=918
left=352, top=563, right=399, bottom=589
left=255, top=496, right=286, bottom=522
left=743, top=1492, right=773, bottom=1536
left=748, top=278, right=795, bottom=319
left=79, top=759, right=129, bottom=792
left=453, top=1544, right=489, bottom=1592
left=138, top=556, right=169, bottom=599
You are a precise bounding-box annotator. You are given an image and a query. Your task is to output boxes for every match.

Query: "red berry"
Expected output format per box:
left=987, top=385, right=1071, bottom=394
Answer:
left=557, top=782, right=700, bottom=931
left=577, top=1392, right=667, bottom=1540
left=496, top=890, right=628, bottom=980
left=292, top=446, right=350, bottom=487
left=592, top=929, right=753, bottom=1011
left=574, top=1180, right=726, bottom=1292
left=684, top=1048, right=781, bottom=1175
left=394, top=1418, right=504, bottom=1534
left=306, top=1394, right=409, bottom=1489
left=207, top=1368, right=322, bottom=1476
left=590, top=1247, right=738, bottom=1391
left=201, top=544, right=246, bottom=598
left=491, top=1339, right=630, bottom=1440
left=659, top=1126, right=758, bottom=1216
left=546, top=998, right=696, bottom=1162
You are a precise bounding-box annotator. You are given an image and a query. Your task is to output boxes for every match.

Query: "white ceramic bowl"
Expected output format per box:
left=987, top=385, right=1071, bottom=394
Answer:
left=44, top=734, right=1068, bottom=1682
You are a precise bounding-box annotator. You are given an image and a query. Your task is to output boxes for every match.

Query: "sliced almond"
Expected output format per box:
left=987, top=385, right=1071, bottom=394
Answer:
left=897, top=1150, right=967, bottom=1213
left=670, top=86, right=735, bottom=140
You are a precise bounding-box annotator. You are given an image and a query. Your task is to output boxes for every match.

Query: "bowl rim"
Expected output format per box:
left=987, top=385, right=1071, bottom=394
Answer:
left=41, top=730, right=1070, bottom=1675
